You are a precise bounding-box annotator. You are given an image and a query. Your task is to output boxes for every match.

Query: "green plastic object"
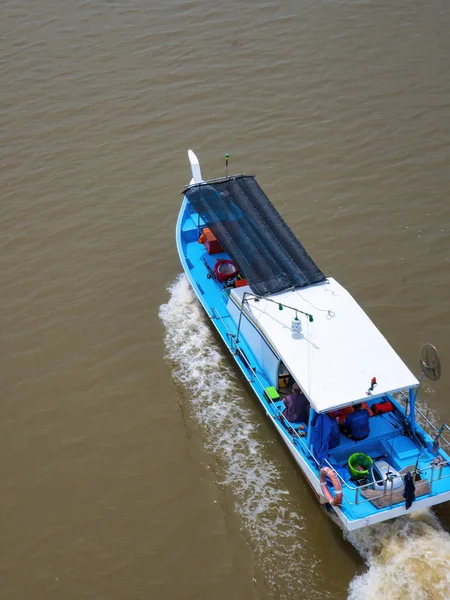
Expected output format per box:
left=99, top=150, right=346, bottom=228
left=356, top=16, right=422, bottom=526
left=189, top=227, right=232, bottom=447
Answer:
left=264, top=386, right=280, bottom=401
left=348, top=453, right=373, bottom=478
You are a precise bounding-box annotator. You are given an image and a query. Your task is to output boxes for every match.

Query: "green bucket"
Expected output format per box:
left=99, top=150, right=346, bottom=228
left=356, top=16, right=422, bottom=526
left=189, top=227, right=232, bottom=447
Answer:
left=348, top=453, right=373, bottom=478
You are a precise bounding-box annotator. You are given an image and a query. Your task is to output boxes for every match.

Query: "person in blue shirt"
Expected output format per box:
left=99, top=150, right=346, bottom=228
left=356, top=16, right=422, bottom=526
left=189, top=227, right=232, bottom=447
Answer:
left=341, top=402, right=370, bottom=440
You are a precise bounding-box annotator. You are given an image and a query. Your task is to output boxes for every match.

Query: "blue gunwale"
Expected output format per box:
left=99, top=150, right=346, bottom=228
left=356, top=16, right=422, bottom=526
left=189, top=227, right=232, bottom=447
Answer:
left=176, top=195, right=450, bottom=531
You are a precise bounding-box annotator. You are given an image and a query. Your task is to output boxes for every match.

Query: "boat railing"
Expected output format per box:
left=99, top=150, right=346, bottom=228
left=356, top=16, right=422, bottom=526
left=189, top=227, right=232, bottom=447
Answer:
left=396, top=390, right=450, bottom=449
left=322, top=452, right=450, bottom=507
left=211, top=306, right=321, bottom=470
left=415, top=410, right=450, bottom=450
left=414, top=459, right=450, bottom=495
left=396, top=390, right=410, bottom=415
left=322, top=391, right=450, bottom=506
left=320, top=458, right=397, bottom=506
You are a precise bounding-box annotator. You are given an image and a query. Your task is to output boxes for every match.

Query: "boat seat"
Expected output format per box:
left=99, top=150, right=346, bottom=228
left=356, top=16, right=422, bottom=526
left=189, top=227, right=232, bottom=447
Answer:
left=383, top=435, right=418, bottom=462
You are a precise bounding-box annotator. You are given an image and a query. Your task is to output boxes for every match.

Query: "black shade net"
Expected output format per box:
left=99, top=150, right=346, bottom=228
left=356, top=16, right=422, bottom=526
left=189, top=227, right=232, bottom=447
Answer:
left=184, top=175, right=326, bottom=296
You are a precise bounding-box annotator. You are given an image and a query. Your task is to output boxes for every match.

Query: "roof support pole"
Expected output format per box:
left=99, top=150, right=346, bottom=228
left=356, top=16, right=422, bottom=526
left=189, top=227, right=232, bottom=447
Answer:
left=235, top=292, right=248, bottom=346
left=409, top=386, right=418, bottom=436
left=305, top=407, right=316, bottom=448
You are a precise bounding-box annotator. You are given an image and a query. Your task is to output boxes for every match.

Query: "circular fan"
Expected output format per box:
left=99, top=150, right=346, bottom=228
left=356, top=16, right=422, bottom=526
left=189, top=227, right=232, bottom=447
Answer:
left=420, top=343, right=441, bottom=381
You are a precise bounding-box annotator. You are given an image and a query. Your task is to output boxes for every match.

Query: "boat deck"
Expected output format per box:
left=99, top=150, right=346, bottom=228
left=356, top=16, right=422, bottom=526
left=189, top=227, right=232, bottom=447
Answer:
left=326, top=415, right=450, bottom=521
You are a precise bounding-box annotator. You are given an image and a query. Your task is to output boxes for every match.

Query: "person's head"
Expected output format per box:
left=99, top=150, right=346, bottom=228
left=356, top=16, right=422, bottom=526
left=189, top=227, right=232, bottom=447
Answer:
left=353, top=402, right=362, bottom=411
left=292, top=383, right=302, bottom=395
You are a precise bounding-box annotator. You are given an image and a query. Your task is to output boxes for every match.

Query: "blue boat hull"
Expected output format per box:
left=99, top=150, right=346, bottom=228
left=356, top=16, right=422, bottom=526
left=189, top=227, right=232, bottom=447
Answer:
left=176, top=195, right=450, bottom=531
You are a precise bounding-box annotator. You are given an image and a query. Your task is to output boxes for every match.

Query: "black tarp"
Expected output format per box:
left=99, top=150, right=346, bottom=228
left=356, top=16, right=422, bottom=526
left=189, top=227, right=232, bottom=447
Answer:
left=184, top=175, right=326, bottom=296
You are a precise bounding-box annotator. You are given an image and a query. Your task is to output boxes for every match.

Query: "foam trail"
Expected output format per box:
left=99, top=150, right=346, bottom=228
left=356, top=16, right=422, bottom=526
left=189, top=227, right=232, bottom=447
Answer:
left=346, top=510, right=450, bottom=599
left=159, top=275, right=327, bottom=598
left=161, top=277, right=450, bottom=599
left=346, top=392, right=450, bottom=599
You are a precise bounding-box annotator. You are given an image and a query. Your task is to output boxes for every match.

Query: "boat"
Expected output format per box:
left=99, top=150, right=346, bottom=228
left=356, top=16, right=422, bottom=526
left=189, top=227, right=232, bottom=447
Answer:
left=175, top=150, right=450, bottom=531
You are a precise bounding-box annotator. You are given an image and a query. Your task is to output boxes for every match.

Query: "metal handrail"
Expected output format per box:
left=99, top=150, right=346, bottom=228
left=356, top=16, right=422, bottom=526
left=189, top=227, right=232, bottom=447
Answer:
left=321, top=458, right=391, bottom=503
left=415, top=409, right=450, bottom=447
left=416, top=460, right=450, bottom=494
left=321, top=450, right=450, bottom=507
left=396, top=390, right=409, bottom=414
left=322, top=458, right=432, bottom=508
left=395, top=390, right=450, bottom=447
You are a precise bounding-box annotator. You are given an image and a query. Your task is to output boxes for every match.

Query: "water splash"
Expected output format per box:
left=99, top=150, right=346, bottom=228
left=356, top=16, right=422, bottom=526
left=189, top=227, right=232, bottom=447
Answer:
left=347, top=390, right=450, bottom=598
left=159, top=275, right=325, bottom=597
left=159, top=275, right=450, bottom=599
left=346, top=510, right=450, bottom=599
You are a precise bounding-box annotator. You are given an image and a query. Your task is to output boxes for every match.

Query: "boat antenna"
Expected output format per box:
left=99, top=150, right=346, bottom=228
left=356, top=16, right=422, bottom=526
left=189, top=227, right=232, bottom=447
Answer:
left=225, top=153, right=229, bottom=178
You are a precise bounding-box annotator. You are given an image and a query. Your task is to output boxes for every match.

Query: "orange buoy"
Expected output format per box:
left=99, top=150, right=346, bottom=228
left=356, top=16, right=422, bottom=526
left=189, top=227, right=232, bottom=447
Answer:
left=319, top=466, right=343, bottom=506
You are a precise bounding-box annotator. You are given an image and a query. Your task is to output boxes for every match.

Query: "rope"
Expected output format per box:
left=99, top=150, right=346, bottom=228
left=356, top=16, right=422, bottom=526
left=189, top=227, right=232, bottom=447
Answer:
left=295, top=290, right=335, bottom=319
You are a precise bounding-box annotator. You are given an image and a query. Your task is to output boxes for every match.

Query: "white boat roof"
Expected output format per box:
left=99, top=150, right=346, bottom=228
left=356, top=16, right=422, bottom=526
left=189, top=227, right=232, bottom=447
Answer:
left=231, top=278, right=419, bottom=413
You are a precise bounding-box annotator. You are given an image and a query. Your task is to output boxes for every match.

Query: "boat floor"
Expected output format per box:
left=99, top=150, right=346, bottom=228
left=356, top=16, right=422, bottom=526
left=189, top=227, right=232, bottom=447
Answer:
left=361, top=478, right=431, bottom=509
left=326, top=416, right=450, bottom=520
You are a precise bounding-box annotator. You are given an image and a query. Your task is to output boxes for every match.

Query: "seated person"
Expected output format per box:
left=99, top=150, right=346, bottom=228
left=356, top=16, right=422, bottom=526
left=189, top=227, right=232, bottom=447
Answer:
left=330, top=402, right=373, bottom=424
left=339, top=402, right=370, bottom=440
left=282, top=383, right=310, bottom=424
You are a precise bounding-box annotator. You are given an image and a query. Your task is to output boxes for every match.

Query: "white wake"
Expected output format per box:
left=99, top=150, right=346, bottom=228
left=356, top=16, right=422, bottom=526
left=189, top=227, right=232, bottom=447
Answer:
left=159, top=275, right=326, bottom=597
left=347, top=510, right=450, bottom=599
left=159, top=275, right=450, bottom=599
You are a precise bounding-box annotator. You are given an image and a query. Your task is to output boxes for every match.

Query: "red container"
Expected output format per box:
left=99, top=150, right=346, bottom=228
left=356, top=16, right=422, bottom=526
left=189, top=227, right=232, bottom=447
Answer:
left=214, top=259, right=238, bottom=282
left=235, top=279, right=248, bottom=288
left=198, top=228, right=223, bottom=255
left=371, top=400, right=394, bottom=415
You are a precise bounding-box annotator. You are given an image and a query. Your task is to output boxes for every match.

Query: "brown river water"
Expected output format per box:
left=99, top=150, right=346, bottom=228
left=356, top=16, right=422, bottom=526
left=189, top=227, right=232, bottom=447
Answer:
left=2, top=1, right=450, bottom=598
